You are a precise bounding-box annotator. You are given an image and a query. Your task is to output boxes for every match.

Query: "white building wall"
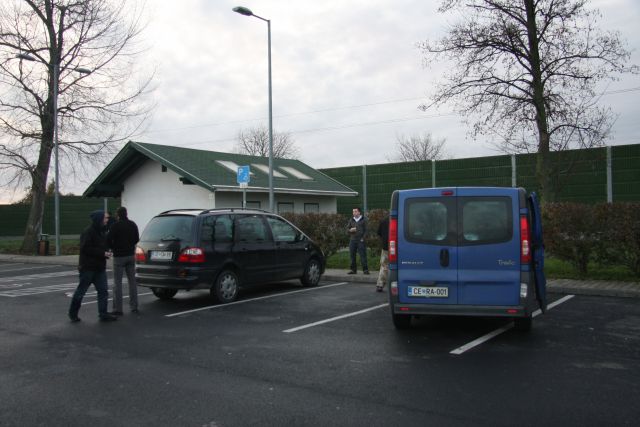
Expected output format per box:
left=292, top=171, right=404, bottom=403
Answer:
left=120, top=159, right=342, bottom=232
left=121, top=159, right=212, bottom=231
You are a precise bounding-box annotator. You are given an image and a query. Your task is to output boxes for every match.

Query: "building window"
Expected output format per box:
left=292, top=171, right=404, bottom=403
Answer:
left=161, top=165, right=167, bottom=172
left=278, top=202, right=294, bottom=214
left=246, top=201, right=261, bottom=209
left=304, top=203, right=319, bottom=213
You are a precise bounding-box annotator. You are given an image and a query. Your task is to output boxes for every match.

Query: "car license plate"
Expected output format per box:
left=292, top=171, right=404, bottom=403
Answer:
left=150, top=250, right=173, bottom=261
left=408, top=286, right=448, bottom=298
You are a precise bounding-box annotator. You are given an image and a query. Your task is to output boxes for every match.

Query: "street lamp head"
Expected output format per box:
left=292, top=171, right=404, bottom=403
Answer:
left=232, top=6, right=253, bottom=16
left=75, top=67, right=92, bottom=75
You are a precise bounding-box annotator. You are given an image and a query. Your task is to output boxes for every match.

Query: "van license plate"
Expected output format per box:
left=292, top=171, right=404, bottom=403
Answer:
left=408, top=286, right=448, bottom=298
left=150, top=251, right=173, bottom=261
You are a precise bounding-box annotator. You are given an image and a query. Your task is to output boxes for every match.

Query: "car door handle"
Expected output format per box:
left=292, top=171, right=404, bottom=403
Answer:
left=440, top=248, right=449, bottom=267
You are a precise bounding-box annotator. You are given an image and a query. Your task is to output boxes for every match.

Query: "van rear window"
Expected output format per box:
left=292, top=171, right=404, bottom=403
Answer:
left=405, top=199, right=454, bottom=245
left=403, top=196, right=512, bottom=246
left=459, top=197, right=512, bottom=245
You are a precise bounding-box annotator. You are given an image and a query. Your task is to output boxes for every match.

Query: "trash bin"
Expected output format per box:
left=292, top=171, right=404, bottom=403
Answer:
left=38, top=234, right=50, bottom=256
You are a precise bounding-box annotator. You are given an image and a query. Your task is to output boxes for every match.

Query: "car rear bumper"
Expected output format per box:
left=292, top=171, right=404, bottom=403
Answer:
left=136, top=264, right=213, bottom=290
left=391, top=302, right=535, bottom=318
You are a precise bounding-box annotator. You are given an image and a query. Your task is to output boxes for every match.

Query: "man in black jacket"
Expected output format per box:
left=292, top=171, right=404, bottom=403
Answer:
left=347, top=207, right=369, bottom=274
left=68, top=210, right=117, bottom=322
left=106, top=206, right=140, bottom=315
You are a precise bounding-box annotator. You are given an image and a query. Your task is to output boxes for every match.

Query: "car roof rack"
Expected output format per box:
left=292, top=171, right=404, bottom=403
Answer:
left=202, top=207, right=270, bottom=214
left=158, top=208, right=207, bottom=215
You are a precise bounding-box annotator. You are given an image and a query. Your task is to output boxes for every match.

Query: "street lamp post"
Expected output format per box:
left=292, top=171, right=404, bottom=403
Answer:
left=16, top=53, right=90, bottom=255
left=233, top=6, right=274, bottom=213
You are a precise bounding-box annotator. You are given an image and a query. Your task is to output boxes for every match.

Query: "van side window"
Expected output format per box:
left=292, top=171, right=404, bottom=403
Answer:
left=459, top=197, right=512, bottom=244
left=405, top=199, right=452, bottom=244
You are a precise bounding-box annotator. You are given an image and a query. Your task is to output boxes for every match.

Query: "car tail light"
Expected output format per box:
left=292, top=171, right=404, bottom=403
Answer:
left=135, top=246, right=146, bottom=263
left=177, top=247, right=205, bottom=263
left=389, top=217, right=398, bottom=263
left=520, top=216, right=531, bottom=264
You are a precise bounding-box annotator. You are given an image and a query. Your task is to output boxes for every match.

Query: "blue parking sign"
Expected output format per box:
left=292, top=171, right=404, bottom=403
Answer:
left=237, top=166, right=250, bottom=184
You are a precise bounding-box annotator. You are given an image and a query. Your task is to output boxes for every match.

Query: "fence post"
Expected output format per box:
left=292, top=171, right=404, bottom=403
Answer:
left=362, top=164, right=368, bottom=213
left=511, top=154, right=517, bottom=187
left=432, top=159, right=436, bottom=188
left=607, top=146, right=613, bottom=203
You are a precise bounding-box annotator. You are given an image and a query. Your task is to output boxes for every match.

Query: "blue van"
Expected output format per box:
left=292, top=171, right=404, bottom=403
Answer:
left=388, top=187, right=546, bottom=331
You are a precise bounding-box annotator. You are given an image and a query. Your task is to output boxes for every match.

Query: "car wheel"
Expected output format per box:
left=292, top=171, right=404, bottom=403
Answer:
left=514, top=316, right=532, bottom=332
left=301, top=258, right=322, bottom=287
left=151, top=287, right=178, bottom=300
left=211, top=270, right=239, bottom=303
left=392, top=312, right=411, bottom=330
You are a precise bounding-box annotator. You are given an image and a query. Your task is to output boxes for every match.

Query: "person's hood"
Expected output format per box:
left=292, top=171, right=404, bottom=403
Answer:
left=89, top=210, right=104, bottom=228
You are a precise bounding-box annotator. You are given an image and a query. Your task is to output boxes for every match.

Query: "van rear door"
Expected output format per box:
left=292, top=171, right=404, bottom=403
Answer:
left=528, top=192, right=547, bottom=312
left=397, top=188, right=458, bottom=305
left=456, top=188, right=520, bottom=306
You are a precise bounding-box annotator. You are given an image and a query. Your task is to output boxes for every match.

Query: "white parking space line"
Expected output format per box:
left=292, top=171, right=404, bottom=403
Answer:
left=0, top=269, right=112, bottom=284
left=165, top=282, right=348, bottom=318
left=80, top=292, right=153, bottom=305
left=0, top=265, right=57, bottom=273
left=283, top=303, right=389, bottom=333
left=0, top=270, right=78, bottom=283
left=450, top=295, right=576, bottom=355
left=0, top=282, right=78, bottom=297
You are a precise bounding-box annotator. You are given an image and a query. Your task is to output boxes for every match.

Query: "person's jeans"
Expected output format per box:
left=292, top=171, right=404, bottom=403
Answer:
left=68, top=270, right=109, bottom=318
left=349, top=239, right=368, bottom=272
left=112, top=255, right=138, bottom=311
left=377, top=249, right=389, bottom=288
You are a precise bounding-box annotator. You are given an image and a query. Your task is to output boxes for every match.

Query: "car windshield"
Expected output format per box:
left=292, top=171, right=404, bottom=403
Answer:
left=141, top=215, right=194, bottom=243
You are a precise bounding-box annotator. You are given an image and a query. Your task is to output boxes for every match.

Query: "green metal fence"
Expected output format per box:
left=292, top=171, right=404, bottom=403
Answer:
left=0, top=196, right=120, bottom=237
left=321, top=144, right=640, bottom=215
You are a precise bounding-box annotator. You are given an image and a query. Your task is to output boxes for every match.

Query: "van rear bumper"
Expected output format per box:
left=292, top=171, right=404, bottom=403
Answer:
left=391, top=302, right=534, bottom=318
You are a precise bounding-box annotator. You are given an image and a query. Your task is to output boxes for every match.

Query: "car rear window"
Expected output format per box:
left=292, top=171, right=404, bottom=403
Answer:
left=141, top=215, right=195, bottom=244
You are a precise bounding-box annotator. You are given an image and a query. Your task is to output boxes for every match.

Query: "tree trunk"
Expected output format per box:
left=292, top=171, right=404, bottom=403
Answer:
left=524, top=0, right=555, bottom=202
left=20, top=129, right=53, bottom=254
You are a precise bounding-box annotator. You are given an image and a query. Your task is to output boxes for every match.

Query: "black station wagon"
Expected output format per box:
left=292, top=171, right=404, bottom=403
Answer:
left=135, top=208, right=325, bottom=303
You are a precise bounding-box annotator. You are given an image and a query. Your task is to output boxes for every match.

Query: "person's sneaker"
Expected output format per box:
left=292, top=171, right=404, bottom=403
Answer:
left=110, top=311, right=124, bottom=316
left=131, top=309, right=139, bottom=314
left=363, top=270, right=370, bottom=275
left=69, top=316, right=81, bottom=323
left=347, top=270, right=356, bottom=274
left=99, top=314, right=118, bottom=322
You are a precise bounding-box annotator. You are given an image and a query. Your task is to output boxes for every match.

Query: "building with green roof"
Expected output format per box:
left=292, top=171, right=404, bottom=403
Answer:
left=84, top=141, right=357, bottom=229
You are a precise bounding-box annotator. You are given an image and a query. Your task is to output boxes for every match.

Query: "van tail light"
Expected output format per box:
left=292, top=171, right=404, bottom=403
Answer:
left=389, top=217, right=398, bottom=263
left=135, top=246, right=146, bottom=263
left=178, top=247, right=205, bottom=263
left=520, top=216, right=531, bottom=264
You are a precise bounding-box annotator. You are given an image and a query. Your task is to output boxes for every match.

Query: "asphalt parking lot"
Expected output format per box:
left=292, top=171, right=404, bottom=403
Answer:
left=1, top=260, right=639, bottom=426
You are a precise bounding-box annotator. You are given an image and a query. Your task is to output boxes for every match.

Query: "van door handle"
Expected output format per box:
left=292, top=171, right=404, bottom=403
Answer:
left=440, top=249, right=449, bottom=267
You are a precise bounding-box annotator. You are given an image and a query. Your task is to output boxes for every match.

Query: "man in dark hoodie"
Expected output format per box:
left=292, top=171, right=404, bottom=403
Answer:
left=68, top=210, right=117, bottom=322
left=106, top=206, right=140, bottom=315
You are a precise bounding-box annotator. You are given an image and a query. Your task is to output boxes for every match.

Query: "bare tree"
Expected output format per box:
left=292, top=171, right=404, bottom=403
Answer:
left=234, top=125, right=299, bottom=159
left=388, top=133, right=447, bottom=162
left=0, top=0, right=153, bottom=253
left=419, top=0, right=637, bottom=201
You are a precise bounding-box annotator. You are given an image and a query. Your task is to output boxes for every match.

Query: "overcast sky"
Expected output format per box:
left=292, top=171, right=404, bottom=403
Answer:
left=2, top=0, right=639, bottom=203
